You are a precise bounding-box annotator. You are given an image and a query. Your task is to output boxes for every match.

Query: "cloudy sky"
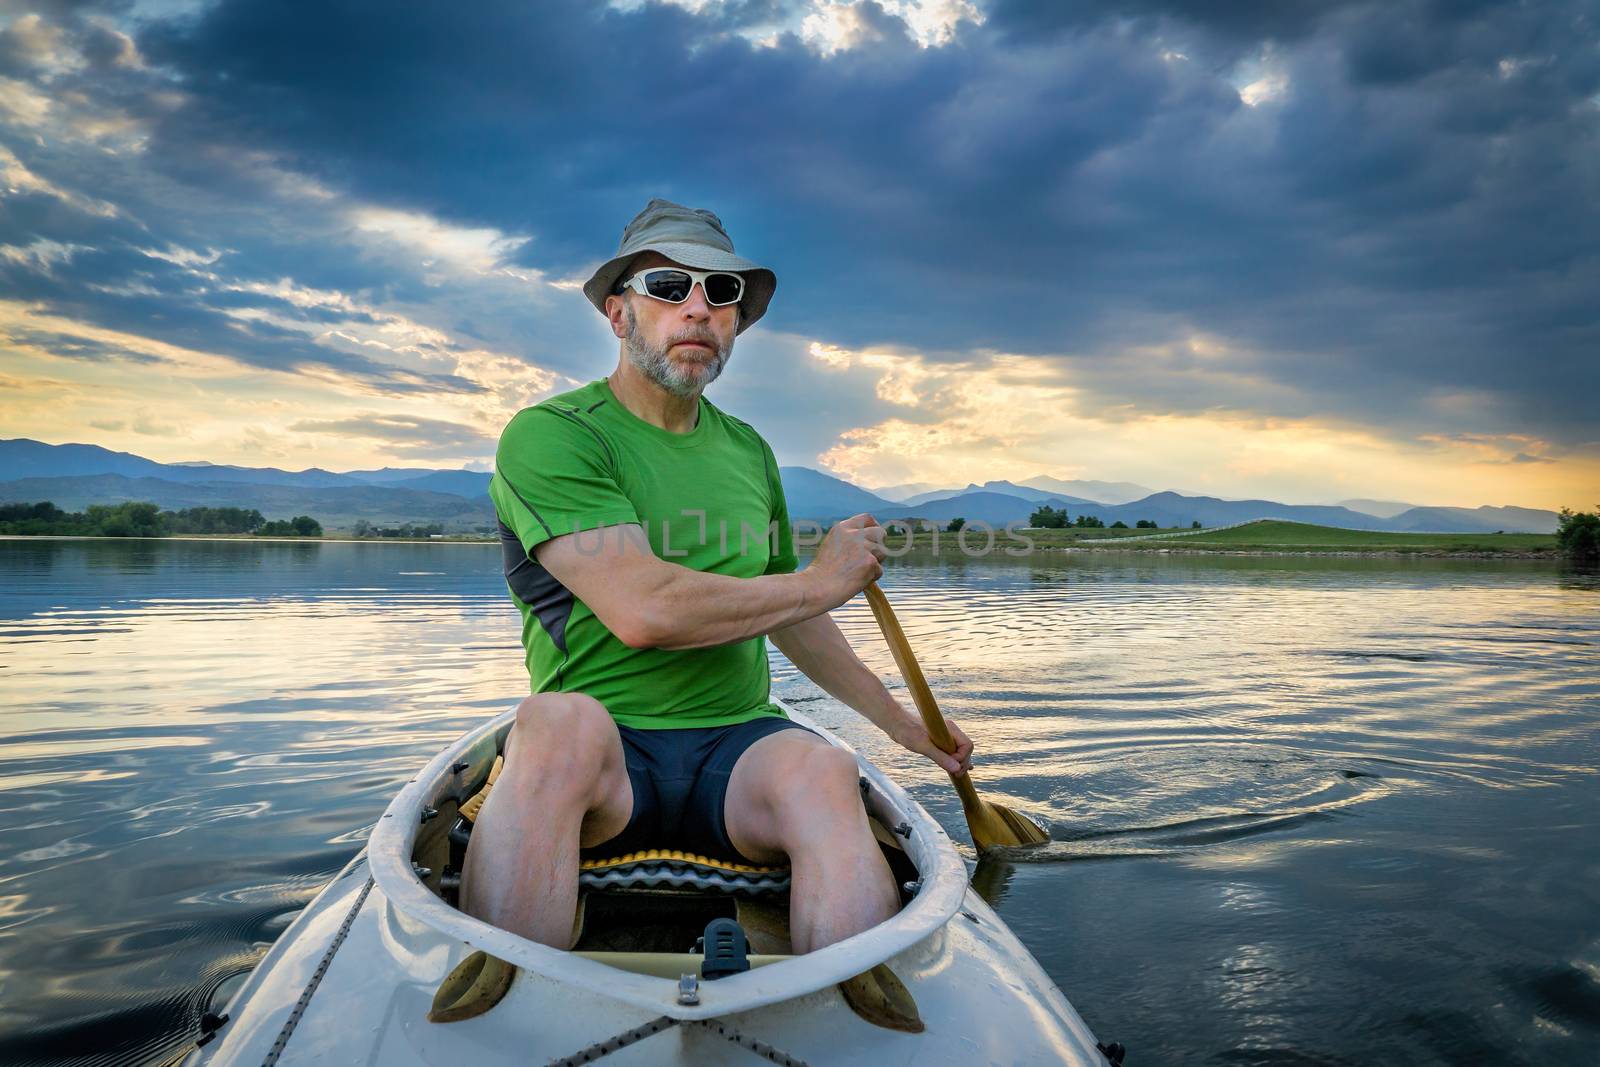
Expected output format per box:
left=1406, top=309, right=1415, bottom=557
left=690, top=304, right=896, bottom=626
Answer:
left=1, top=0, right=1596, bottom=508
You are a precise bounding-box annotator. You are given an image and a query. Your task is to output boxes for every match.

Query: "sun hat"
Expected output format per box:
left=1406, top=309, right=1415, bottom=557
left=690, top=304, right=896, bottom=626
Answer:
left=583, top=198, right=777, bottom=334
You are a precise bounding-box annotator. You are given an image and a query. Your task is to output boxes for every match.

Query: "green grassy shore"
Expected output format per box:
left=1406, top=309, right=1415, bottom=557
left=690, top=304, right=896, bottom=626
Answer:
left=884, top=520, right=1557, bottom=558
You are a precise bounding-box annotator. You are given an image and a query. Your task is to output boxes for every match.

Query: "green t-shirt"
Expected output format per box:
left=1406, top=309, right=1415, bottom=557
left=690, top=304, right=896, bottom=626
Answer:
left=490, top=378, right=799, bottom=730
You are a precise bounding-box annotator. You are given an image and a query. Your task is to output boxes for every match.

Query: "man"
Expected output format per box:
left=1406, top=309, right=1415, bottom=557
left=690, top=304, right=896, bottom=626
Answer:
left=461, top=199, right=972, bottom=955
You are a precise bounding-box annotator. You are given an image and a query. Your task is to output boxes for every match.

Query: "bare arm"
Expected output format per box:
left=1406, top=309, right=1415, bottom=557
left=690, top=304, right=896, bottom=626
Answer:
left=534, top=513, right=886, bottom=651
left=769, top=611, right=974, bottom=774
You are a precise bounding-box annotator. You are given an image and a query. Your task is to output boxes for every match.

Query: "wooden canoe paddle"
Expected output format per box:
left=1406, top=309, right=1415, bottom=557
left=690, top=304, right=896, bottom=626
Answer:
left=863, top=582, right=1049, bottom=852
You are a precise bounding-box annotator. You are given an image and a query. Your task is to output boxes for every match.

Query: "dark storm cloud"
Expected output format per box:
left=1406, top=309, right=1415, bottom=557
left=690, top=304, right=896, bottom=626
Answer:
left=983, top=0, right=1349, bottom=47
left=7, top=1, right=1599, bottom=451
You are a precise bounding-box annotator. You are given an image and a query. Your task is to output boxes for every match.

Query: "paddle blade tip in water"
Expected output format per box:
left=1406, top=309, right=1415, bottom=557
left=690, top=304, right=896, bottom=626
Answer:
left=972, top=801, right=1051, bottom=851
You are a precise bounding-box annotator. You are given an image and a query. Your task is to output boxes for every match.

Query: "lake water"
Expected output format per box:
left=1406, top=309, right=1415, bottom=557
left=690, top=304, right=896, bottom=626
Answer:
left=1, top=538, right=1597, bottom=1066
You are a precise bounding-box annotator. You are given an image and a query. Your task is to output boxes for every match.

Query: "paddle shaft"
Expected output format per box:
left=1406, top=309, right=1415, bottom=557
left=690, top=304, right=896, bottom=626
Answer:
left=862, top=583, right=986, bottom=815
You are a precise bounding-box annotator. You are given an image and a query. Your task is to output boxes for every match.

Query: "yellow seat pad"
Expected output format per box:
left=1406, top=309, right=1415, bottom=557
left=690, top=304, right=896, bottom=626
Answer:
left=580, top=849, right=786, bottom=877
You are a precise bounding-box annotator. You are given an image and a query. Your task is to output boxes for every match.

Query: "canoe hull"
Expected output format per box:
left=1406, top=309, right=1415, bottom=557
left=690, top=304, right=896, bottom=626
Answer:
left=183, top=704, right=1108, bottom=1065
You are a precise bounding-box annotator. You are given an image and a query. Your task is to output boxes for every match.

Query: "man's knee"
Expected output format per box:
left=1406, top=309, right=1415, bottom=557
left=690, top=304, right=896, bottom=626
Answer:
left=770, top=742, right=863, bottom=817
left=506, top=693, right=619, bottom=786
left=511, top=691, right=610, bottom=741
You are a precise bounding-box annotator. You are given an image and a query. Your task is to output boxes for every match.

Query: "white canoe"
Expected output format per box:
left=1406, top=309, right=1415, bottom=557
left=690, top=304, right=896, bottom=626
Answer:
left=181, top=701, right=1114, bottom=1065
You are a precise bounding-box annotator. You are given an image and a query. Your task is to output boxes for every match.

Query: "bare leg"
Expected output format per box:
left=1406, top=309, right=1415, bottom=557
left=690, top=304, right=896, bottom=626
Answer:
left=724, top=732, right=898, bottom=953
left=460, top=693, right=633, bottom=948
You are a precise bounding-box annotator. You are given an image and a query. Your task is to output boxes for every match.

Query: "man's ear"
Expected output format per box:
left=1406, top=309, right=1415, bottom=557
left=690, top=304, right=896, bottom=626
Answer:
left=604, top=292, right=628, bottom=339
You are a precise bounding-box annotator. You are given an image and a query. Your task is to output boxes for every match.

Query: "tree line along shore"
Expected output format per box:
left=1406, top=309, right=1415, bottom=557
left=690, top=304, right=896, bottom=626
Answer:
left=0, top=501, right=324, bottom=538
left=1, top=502, right=473, bottom=541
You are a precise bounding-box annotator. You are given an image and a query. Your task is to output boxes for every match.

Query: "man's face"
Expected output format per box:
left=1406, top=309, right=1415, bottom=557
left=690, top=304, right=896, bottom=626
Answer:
left=606, top=251, right=739, bottom=398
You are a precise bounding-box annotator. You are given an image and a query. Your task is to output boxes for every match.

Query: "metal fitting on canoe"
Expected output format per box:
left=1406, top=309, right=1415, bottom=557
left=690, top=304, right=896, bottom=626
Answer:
left=677, top=973, right=700, bottom=1006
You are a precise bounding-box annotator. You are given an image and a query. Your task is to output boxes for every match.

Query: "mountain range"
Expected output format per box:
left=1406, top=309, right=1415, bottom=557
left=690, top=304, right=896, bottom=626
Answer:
left=0, top=438, right=1562, bottom=534
left=873, top=476, right=1153, bottom=506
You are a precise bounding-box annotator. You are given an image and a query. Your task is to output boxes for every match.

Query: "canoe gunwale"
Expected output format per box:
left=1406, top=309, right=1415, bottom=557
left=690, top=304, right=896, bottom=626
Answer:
left=365, top=701, right=971, bottom=1020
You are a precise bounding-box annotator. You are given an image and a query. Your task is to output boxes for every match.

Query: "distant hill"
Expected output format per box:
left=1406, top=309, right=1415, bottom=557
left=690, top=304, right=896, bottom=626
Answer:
left=1018, top=476, right=1153, bottom=505
left=0, top=438, right=182, bottom=481
left=777, top=467, right=894, bottom=521
left=154, top=461, right=355, bottom=488
left=775, top=470, right=1090, bottom=525
left=1385, top=504, right=1560, bottom=534
left=873, top=476, right=1153, bottom=507
left=0, top=474, right=494, bottom=530
left=0, top=439, right=363, bottom=488
left=894, top=488, right=953, bottom=508
left=870, top=481, right=946, bottom=502
left=1092, top=492, right=1389, bottom=531
left=344, top=466, right=465, bottom=485
left=898, top=480, right=1101, bottom=508
left=1339, top=498, right=1417, bottom=519
left=890, top=491, right=1081, bottom=525
left=384, top=470, right=493, bottom=498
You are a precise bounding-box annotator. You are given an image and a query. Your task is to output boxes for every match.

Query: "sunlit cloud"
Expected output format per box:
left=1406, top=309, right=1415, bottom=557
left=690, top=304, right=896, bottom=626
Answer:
left=0, top=15, right=77, bottom=75
left=799, top=0, right=982, bottom=54
left=1227, top=45, right=1291, bottom=107
left=140, top=244, right=225, bottom=269
left=802, top=340, right=1600, bottom=508
left=1238, top=71, right=1288, bottom=107
left=346, top=206, right=538, bottom=283
left=0, top=239, right=86, bottom=274
left=807, top=342, right=939, bottom=406
left=0, top=144, right=118, bottom=216
left=0, top=76, right=52, bottom=125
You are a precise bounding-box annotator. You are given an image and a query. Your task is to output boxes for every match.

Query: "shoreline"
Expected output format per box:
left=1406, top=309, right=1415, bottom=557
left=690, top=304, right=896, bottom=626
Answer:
left=0, top=533, right=496, bottom=546
left=1, top=533, right=1561, bottom=560
left=1033, top=544, right=1559, bottom=560
left=888, top=546, right=1558, bottom=561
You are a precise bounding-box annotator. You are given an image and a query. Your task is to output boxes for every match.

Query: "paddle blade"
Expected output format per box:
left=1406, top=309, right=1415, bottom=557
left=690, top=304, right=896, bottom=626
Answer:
left=952, top=771, right=1051, bottom=852
left=970, top=798, right=1050, bottom=852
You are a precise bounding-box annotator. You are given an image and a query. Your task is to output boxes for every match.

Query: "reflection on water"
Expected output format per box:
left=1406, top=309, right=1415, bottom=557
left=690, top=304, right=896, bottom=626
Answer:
left=1, top=540, right=1597, bottom=1065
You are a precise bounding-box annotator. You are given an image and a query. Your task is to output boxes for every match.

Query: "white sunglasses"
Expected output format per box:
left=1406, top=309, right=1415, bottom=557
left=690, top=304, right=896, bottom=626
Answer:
left=618, top=267, right=745, bottom=307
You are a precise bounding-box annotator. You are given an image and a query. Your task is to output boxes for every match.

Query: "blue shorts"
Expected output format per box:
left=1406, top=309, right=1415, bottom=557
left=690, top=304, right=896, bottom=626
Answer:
left=586, top=715, right=817, bottom=865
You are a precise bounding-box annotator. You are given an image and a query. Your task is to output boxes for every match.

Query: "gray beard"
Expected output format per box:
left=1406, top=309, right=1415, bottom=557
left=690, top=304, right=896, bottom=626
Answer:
left=622, top=301, right=732, bottom=398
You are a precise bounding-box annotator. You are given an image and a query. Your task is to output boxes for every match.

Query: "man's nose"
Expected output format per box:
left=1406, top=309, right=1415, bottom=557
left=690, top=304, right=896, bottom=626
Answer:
left=678, top=282, right=712, bottom=319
